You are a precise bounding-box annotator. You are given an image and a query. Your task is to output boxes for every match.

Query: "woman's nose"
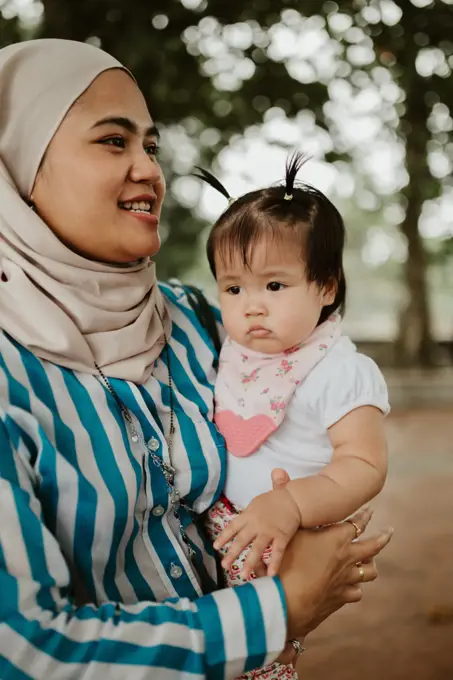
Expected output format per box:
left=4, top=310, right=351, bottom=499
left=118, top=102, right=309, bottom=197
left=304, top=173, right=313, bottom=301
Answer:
left=129, top=149, right=162, bottom=186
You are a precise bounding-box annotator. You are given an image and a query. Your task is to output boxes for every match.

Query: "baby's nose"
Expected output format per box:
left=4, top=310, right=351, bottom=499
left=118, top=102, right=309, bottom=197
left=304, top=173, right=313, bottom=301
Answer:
left=245, top=298, right=267, bottom=316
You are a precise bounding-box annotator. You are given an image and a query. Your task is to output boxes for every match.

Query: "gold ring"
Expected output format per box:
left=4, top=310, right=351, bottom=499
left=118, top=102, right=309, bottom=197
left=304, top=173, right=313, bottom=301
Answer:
left=358, top=564, right=365, bottom=582
left=346, top=519, right=362, bottom=539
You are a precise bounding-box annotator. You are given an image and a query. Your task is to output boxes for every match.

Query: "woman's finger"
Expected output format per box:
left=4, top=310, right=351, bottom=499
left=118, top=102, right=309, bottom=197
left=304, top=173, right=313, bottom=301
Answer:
left=346, top=560, right=377, bottom=585
left=221, top=528, right=256, bottom=567
left=271, top=468, right=291, bottom=490
left=275, top=641, right=298, bottom=665
left=276, top=644, right=297, bottom=665
left=351, top=528, right=393, bottom=564
left=342, top=584, right=363, bottom=603
left=241, top=536, right=272, bottom=579
left=342, top=506, right=373, bottom=541
left=213, top=517, right=244, bottom=550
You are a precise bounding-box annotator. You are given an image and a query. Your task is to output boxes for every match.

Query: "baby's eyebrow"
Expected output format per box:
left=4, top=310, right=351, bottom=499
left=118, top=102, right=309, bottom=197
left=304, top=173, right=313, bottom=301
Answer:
left=217, top=275, right=241, bottom=284
left=258, top=270, right=289, bottom=277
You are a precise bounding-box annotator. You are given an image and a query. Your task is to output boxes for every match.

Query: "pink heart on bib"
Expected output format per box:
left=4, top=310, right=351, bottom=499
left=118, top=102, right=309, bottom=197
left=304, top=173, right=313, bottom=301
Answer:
left=215, top=410, right=276, bottom=457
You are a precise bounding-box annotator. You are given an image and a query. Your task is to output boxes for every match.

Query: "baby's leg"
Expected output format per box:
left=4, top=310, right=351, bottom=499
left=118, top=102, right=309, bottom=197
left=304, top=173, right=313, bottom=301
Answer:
left=205, top=497, right=298, bottom=678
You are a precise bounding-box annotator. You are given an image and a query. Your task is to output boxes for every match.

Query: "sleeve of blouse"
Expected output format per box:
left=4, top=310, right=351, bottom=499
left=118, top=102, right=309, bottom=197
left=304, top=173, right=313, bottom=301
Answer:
left=0, top=416, right=286, bottom=680
left=318, top=352, right=390, bottom=430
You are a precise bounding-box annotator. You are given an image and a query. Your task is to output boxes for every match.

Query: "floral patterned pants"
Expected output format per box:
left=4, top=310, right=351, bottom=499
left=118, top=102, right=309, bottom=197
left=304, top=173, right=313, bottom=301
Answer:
left=205, top=495, right=298, bottom=679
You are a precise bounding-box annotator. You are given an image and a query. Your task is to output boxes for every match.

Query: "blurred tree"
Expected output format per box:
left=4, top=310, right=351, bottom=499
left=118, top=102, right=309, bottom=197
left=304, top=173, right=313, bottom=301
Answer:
left=1, top=0, right=452, bottom=364
left=294, top=0, right=453, bottom=365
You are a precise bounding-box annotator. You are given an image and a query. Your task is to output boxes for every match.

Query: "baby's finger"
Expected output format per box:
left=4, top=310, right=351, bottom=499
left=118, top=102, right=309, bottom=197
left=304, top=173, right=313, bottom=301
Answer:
left=266, top=537, right=289, bottom=577
left=241, top=536, right=271, bottom=580
left=213, top=517, right=244, bottom=550
left=221, top=528, right=256, bottom=568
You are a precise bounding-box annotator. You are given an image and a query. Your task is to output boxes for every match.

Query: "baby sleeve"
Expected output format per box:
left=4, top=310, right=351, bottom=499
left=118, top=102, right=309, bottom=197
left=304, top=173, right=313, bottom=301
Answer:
left=318, top=353, right=390, bottom=430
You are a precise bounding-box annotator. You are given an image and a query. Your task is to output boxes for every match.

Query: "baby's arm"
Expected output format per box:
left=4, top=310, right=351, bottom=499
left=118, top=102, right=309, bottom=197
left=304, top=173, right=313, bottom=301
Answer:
left=215, top=405, right=387, bottom=579
left=284, top=405, right=388, bottom=528
left=215, top=352, right=389, bottom=578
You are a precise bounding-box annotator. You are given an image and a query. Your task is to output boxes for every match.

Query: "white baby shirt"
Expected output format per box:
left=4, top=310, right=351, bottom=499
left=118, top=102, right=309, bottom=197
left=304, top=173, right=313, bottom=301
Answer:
left=224, top=336, right=390, bottom=509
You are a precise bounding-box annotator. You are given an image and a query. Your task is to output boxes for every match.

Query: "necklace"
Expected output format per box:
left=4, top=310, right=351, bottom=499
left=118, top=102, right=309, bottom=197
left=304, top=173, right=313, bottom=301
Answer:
left=95, top=307, right=196, bottom=559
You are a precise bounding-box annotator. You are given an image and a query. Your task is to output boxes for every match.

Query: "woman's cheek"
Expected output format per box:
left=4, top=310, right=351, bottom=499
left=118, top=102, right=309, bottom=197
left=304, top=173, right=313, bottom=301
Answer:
left=156, top=169, right=166, bottom=208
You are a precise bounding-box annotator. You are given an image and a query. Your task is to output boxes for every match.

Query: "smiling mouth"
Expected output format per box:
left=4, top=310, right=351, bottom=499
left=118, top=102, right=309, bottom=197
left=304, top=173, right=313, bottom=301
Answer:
left=119, top=200, right=154, bottom=215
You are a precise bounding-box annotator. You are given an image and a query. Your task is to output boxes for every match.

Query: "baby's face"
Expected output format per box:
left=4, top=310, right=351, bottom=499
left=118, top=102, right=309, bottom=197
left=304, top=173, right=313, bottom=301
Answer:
left=215, top=236, right=335, bottom=354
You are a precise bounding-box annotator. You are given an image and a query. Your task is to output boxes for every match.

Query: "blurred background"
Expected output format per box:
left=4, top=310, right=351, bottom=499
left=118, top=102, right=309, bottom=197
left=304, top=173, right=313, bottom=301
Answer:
left=1, top=1, right=452, bottom=678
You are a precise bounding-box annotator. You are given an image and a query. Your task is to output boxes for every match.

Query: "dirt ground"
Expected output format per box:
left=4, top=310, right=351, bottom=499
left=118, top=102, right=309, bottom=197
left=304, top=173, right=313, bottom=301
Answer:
left=296, top=408, right=453, bottom=680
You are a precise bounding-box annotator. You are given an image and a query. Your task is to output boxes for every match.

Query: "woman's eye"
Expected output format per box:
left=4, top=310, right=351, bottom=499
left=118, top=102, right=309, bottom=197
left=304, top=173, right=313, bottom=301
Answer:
left=100, top=136, right=126, bottom=149
left=145, top=143, right=160, bottom=157
left=226, top=286, right=241, bottom=295
left=267, top=281, right=285, bottom=292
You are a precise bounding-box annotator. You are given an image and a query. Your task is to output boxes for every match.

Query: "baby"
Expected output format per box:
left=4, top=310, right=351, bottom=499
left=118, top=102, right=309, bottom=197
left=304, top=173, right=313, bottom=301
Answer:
left=196, top=155, right=389, bottom=677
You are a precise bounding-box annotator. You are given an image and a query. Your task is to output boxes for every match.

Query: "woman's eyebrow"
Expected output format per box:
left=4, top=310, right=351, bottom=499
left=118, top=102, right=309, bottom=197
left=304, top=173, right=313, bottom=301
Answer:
left=91, top=116, right=160, bottom=138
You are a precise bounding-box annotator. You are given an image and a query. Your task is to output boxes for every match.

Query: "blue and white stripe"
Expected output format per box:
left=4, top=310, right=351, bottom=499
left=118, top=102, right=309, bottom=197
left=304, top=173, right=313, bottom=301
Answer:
left=0, top=283, right=286, bottom=679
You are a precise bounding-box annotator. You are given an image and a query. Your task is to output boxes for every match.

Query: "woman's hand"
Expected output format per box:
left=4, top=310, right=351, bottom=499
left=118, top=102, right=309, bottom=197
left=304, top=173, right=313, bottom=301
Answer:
left=213, top=487, right=301, bottom=579
left=275, top=638, right=304, bottom=666
left=279, top=506, right=393, bottom=641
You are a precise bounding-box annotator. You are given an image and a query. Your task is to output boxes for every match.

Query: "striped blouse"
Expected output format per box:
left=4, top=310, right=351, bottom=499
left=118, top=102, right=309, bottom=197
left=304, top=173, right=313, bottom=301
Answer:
left=0, top=283, right=286, bottom=679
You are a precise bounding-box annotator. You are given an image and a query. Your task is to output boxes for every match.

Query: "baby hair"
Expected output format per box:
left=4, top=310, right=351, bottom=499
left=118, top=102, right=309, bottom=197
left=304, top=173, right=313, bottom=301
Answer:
left=194, top=153, right=346, bottom=324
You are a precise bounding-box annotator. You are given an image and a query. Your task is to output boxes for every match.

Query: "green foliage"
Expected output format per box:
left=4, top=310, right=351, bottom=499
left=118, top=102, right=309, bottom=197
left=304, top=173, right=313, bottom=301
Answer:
left=1, top=0, right=452, bottom=362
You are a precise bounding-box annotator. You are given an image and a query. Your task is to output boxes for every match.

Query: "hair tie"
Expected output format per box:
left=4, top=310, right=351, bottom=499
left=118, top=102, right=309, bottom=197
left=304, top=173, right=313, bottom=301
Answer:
left=284, top=152, right=310, bottom=201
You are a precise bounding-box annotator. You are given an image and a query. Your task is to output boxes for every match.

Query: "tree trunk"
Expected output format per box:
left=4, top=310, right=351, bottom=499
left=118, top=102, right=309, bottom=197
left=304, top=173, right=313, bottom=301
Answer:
left=395, top=97, right=437, bottom=366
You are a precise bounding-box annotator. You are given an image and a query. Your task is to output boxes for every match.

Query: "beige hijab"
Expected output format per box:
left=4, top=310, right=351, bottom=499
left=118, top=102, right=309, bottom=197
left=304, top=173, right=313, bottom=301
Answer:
left=0, top=39, right=171, bottom=384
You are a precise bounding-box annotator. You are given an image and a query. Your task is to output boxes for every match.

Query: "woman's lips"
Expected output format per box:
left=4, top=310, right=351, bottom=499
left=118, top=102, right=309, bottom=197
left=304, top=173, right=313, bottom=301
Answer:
left=122, top=209, right=159, bottom=226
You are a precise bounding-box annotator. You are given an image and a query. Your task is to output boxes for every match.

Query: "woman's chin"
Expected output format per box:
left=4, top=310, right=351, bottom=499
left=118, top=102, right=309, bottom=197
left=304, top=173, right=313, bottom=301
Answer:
left=117, top=233, right=161, bottom=263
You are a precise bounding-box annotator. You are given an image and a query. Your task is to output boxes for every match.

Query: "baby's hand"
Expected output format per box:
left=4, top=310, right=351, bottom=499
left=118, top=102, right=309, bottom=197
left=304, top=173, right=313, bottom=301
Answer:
left=213, top=488, right=301, bottom=579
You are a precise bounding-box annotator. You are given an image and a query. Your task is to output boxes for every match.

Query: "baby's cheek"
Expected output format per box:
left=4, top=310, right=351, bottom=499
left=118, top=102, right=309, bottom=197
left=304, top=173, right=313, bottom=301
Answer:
left=220, top=301, right=241, bottom=338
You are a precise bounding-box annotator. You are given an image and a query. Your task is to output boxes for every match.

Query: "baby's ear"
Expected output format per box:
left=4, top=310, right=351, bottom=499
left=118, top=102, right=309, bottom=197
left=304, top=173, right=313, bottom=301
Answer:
left=322, top=278, right=337, bottom=306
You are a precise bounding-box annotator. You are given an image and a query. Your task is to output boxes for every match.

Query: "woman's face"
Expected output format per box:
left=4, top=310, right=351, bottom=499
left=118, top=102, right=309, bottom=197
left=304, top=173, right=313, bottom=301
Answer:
left=32, top=69, right=165, bottom=263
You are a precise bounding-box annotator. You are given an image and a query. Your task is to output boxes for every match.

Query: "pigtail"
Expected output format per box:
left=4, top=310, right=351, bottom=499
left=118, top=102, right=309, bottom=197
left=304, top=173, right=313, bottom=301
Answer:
left=193, top=167, right=234, bottom=204
left=283, top=152, right=310, bottom=201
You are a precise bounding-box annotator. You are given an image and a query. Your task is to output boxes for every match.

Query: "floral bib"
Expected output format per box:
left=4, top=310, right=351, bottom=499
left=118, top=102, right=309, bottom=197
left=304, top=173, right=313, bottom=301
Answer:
left=214, top=314, right=341, bottom=457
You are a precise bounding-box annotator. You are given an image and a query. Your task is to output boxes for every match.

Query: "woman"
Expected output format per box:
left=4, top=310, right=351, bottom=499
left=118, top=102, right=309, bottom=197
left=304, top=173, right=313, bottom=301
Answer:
left=0, top=39, right=392, bottom=678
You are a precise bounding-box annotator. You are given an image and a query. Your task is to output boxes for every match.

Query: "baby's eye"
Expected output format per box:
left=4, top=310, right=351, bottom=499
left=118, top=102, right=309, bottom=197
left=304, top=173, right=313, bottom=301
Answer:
left=267, top=281, right=286, bottom=292
left=226, top=286, right=241, bottom=295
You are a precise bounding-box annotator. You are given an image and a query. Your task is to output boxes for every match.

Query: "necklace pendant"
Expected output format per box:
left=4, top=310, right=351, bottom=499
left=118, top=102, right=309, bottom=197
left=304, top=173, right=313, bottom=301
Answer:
left=170, top=489, right=180, bottom=505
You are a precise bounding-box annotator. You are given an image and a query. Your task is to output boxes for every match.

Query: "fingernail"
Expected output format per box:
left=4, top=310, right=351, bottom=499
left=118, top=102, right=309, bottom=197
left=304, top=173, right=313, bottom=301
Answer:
left=213, top=541, right=219, bottom=549
left=378, top=527, right=394, bottom=545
